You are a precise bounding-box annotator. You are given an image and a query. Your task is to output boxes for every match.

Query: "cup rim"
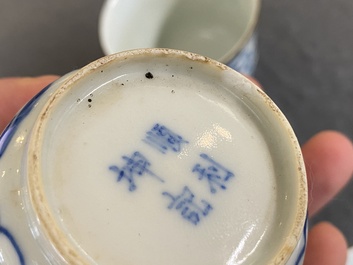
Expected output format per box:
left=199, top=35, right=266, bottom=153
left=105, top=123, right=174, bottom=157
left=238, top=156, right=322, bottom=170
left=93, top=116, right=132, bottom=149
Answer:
left=98, top=0, right=261, bottom=64
left=219, top=0, right=261, bottom=64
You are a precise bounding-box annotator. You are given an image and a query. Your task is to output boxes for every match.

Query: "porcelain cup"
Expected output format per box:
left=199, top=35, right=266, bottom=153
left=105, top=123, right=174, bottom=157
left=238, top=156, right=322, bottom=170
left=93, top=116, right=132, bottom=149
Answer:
left=0, top=49, right=307, bottom=265
left=99, top=0, right=260, bottom=75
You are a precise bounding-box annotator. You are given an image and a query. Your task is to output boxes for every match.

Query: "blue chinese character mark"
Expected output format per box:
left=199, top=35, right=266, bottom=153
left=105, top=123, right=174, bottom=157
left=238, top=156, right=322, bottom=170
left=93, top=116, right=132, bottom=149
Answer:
left=143, top=123, right=189, bottom=154
left=109, top=151, right=164, bottom=191
left=192, top=153, right=234, bottom=194
left=162, top=186, right=213, bottom=225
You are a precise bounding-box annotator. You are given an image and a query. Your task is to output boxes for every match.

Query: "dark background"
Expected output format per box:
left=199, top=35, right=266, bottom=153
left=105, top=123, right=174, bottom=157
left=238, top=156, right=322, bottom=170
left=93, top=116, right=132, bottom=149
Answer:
left=1, top=0, right=352, bottom=245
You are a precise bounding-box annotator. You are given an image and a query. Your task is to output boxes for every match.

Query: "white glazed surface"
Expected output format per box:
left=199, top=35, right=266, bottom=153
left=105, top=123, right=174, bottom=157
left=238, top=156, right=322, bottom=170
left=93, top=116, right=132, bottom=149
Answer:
left=347, top=246, right=353, bottom=265
left=99, top=0, right=260, bottom=75
left=0, top=49, right=306, bottom=264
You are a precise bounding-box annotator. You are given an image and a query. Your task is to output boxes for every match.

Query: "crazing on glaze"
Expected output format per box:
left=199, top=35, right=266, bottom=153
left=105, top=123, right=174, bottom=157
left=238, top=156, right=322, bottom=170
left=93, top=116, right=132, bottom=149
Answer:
left=109, top=123, right=234, bottom=226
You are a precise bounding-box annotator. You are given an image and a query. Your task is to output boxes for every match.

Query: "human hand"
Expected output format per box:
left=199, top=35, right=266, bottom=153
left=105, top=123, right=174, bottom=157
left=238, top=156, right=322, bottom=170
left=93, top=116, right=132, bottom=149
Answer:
left=0, top=76, right=352, bottom=265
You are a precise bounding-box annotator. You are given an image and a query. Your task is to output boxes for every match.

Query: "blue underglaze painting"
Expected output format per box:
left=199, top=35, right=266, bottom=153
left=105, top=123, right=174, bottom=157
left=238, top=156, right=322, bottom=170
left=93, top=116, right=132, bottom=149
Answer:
left=192, top=153, right=234, bottom=194
left=109, top=151, right=164, bottom=191
left=0, top=83, right=51, bottom=158
left=143, top=123, right=189, bottom=154
left=0, top=225, right=25, bottom=264
left=0, top=83, right=52, bottom=264
left=109, top=122, right=235, bottom=226
left=162, top=186, right=213, bottom=225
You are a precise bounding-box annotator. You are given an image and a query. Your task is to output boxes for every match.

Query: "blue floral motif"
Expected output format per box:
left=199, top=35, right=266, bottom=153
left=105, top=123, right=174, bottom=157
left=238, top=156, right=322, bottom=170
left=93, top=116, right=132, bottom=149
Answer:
left=0, top=225, right=25, bottom=264
left=0, top=83, right=51, bottom=158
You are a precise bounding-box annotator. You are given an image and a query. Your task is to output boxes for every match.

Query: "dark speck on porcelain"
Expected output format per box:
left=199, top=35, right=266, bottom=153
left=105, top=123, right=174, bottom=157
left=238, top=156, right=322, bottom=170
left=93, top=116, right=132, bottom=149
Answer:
left=87, top=94, right=93, bottom=107
left=145, top=72, right=154, bottom=79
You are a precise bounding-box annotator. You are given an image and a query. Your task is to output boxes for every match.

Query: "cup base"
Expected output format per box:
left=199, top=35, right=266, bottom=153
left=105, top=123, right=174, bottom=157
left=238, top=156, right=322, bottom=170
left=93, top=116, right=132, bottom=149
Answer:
left=27, top=49, right=307, bottom=265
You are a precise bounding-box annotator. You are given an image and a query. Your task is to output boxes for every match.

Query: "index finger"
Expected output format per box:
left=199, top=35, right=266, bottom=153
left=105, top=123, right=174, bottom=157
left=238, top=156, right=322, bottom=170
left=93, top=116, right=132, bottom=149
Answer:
left=302, top=130, right=353, bottom=217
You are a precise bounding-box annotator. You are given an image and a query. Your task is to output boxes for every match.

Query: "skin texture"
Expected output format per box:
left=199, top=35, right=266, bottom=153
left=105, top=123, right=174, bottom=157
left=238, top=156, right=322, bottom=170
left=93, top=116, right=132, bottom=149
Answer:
left=0, top=75, right=352, bottom=265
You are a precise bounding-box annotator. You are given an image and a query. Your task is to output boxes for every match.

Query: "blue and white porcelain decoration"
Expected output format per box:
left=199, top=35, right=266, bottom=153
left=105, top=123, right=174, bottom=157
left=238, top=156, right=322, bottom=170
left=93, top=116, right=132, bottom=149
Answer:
left=0, top=49, right=307, bottom=265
